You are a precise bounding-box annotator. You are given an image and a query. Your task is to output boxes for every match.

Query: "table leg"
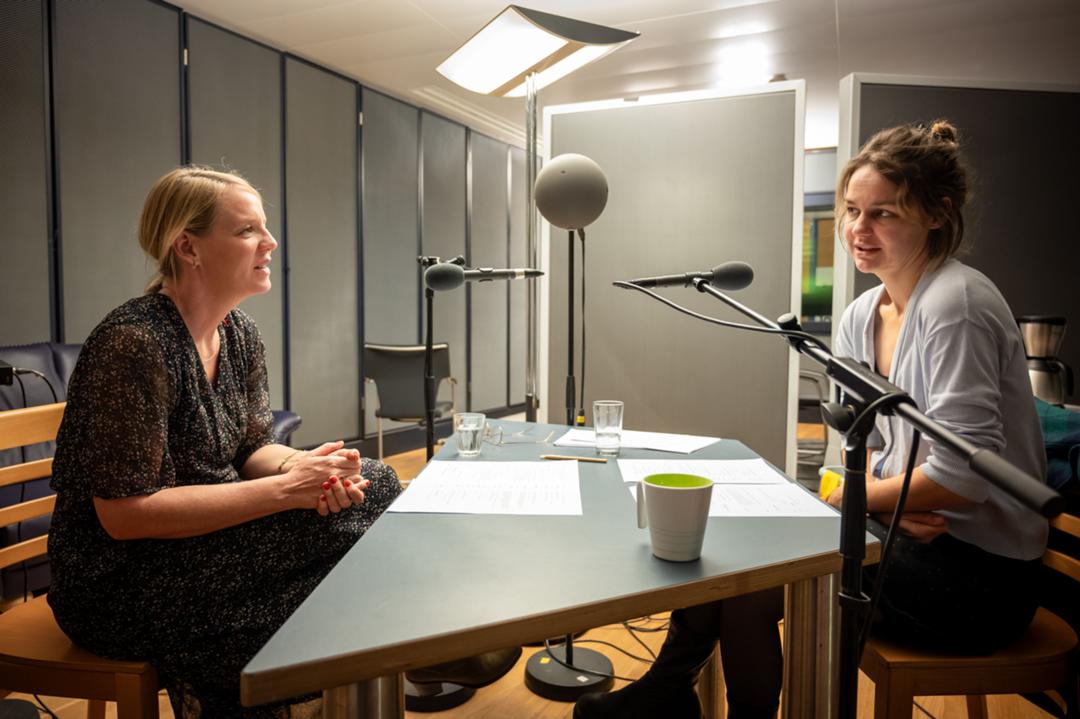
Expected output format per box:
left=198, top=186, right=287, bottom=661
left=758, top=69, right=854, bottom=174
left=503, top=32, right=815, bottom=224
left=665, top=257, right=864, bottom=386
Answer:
left=323, top=674, right=405, bottom=719
left=782, top=578, right=816, bottom=719
left=782, top=573, right=841, bottom=719
left=814, top=572, right=840, bottom=719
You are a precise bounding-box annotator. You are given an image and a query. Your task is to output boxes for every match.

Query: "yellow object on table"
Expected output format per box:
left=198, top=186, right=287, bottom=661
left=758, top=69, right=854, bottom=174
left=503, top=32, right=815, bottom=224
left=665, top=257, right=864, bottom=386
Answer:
left=818, top=466, right=844, bottom=500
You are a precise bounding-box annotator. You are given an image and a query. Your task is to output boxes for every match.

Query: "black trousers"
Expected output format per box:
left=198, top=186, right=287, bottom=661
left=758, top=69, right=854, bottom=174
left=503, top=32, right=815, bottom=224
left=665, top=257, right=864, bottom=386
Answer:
left=673, top=531, right=1040, bottom=715
left=675, top=588, right=784, bottom=718
left=865, top=528, right=1041, bottom=654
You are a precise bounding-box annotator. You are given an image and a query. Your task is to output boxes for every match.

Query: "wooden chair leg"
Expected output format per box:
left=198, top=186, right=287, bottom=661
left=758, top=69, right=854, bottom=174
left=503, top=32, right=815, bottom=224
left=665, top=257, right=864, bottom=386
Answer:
left=114, top=673, right=160, bottom=719
left=873, top=675, right=915, bottom=719
left=964, top=695, right=988, bottom=719
left=87, top=700, right=107, bottom=719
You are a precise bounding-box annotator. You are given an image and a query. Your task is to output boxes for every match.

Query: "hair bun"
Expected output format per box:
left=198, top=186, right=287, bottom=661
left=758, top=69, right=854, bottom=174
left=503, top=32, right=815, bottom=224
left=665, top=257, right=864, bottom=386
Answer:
left=929, top=120, right=958, bottom=144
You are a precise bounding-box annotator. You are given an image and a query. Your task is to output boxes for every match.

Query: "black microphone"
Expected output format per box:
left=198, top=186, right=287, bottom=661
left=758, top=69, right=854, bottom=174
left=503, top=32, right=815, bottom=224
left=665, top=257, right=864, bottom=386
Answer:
left=424, top=263, right=544, bottom=291
left=630, top=261, right=754, bottom=290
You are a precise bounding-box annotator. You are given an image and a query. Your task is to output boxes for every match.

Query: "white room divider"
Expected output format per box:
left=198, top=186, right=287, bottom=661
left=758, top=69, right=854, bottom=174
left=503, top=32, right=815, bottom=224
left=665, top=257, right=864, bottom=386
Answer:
left=542, top=84, right=806, bottom=474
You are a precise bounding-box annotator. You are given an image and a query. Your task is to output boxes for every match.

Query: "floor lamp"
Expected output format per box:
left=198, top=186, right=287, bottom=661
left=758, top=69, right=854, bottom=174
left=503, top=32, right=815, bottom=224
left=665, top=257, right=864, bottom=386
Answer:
left=436, top=5, right=638, bottom=422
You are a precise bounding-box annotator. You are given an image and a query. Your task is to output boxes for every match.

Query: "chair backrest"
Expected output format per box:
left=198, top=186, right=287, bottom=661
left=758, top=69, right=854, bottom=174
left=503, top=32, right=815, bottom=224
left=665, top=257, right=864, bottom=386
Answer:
left=0, top=403, right=65, bottom=574
left=1045, top=512, right=1080, bottom=583
left=363, top=343, right=451, bottom=419
left=0, top=345, right=73, bottom=599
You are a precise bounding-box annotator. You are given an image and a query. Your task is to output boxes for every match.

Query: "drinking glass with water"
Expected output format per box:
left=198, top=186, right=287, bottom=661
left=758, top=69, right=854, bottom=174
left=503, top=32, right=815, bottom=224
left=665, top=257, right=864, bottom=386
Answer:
left=592, top=400, right=624, bottom=455
left=453, top=412, right=486, bottom=457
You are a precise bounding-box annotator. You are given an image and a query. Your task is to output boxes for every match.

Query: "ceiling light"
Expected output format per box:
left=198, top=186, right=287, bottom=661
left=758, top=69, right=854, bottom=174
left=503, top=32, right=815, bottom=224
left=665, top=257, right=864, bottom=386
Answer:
left=436, top=5, right=639, bottom=97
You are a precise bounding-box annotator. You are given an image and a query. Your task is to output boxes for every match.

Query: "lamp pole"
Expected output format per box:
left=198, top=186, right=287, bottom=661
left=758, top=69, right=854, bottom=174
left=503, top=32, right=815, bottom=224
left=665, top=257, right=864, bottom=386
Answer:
left=525, top=72, right=540, bottom=422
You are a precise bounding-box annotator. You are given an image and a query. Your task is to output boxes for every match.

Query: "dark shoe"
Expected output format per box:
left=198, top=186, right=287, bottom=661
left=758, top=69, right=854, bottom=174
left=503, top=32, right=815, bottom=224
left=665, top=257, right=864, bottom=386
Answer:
left=405, top=646, right=522, bottom=689
left=574, top=677, right=702, bottom=718
left=574, top=608, right=717, bottom=719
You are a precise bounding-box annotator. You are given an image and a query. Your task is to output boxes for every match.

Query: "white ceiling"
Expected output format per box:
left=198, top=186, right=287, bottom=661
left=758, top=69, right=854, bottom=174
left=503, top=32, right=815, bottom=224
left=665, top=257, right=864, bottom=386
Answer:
left=178, top=0, right=1080, bottom=149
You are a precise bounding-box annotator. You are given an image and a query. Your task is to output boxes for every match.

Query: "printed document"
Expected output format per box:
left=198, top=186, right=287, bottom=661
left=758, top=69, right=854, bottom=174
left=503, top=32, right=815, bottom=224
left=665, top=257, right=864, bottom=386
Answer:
left=389, top=461, right=582, bottom=516
left=617, top=458, right=787, bottom=486
left=621, top=459, right=836, bottom=517
left=555, top=428, right=718, bottom=454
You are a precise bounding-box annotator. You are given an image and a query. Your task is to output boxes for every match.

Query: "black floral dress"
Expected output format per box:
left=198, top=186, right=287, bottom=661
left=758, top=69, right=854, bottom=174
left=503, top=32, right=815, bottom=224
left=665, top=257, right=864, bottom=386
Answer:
left=47, top=293, right=401, bottom=718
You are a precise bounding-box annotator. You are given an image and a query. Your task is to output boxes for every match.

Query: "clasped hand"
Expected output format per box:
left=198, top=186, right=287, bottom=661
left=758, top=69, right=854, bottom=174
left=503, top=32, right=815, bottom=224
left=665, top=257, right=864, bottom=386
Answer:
left=825, top=486, right=948, bottom=543
left=284, top=441, right=368, bottom=516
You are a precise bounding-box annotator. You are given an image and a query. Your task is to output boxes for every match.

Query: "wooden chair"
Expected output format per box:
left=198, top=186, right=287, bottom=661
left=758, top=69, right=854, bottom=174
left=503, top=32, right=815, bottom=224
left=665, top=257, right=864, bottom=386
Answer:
left=861, top=511, right=1080, bottom=718
left=0, top=402, right=161, bottom=719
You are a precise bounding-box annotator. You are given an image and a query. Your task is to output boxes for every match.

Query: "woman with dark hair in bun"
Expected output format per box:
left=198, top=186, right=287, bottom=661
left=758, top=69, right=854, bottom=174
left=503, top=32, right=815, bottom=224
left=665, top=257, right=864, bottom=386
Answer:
left=574, top=120, right=1047, bottom=719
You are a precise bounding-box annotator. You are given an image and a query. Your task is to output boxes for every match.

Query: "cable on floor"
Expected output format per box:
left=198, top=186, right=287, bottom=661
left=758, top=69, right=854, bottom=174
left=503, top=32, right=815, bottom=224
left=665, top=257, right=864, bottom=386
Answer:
left=573, top=638, right=655, bottom=665
left=913, top=699, right=938, bottom=718
left=33, top=694, right=61, bottom=719
left=541, top=638, right=637, bottom=683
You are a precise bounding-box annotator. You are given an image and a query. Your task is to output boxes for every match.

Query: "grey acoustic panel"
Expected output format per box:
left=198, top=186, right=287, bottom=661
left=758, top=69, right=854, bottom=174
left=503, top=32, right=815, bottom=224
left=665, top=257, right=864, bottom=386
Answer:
left=509, top=147, right=527, bottom=404
left=186, top=17, right=285, bottom=408
left=854, top=83, right=1080, bottom=375
left=469, top=133, right=510, bottom=413
left=53, top=0, right=181, bottom=342
left=420, top=112, right=467, bottom=411
left=285, top=60, right=359, bottom=446
left=548, top=93, right=798, bottom=468
left=362, top=89, right=419, bottom=436
left=0, top=0, right=50, bottom=344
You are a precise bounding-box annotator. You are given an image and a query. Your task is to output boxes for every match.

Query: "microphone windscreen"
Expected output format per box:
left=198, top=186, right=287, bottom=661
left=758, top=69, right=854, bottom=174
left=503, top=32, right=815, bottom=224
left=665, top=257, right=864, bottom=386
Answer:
left=424, top=263, right=465, bottom=291
left=710, top=261, right=754, bottom=290
left=534, top=153, right=609, bottom=230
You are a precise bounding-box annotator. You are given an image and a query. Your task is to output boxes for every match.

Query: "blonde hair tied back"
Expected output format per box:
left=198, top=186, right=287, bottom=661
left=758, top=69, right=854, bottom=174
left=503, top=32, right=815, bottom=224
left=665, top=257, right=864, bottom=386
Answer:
left=138, top=166, right=260, bottom=294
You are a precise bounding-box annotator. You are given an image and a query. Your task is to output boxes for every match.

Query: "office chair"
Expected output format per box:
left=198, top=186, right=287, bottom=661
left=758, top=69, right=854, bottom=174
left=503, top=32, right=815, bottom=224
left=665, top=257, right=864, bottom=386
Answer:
left=363, top=343, right=457, bottom=460
left=797, top=370, right=829, bottom=482
left=0, top=403, right=161, bottom=719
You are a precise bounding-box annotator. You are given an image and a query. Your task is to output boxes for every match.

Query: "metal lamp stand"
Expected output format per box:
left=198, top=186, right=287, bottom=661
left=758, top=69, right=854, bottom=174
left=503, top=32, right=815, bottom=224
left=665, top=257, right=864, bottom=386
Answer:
left=525, top=72, right=541, bottom=422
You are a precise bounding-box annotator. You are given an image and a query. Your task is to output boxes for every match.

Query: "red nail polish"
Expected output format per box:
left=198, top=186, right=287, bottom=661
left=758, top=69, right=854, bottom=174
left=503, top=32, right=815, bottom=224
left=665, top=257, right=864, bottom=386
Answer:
left=322, top=482, right=331, bottom=490
left=343, top=479, right=352, bottom=487
left=329, top=476, right=338, bottom=485
left=319, top=495, right=327, bottom=502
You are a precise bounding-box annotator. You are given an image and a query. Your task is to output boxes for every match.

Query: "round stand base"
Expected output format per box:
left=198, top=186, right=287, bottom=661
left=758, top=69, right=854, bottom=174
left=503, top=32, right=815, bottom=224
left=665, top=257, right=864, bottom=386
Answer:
left=524, top=645, right=614, bottom=702
left=404, top=680, right=475, bottom=712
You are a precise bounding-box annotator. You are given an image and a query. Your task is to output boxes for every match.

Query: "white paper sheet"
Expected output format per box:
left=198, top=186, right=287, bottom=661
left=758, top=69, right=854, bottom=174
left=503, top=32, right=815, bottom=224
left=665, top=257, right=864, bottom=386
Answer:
left=554, top=428, right=719, bottom=454
left=617, top=458, right=787, bottom=486
left=388, top=461, right=582, bottom=516
left=627, top=482, right=836, bottom=518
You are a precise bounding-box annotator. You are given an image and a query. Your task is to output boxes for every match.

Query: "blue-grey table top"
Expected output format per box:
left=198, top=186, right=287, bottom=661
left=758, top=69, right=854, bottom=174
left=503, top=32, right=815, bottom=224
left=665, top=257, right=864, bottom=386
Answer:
left=242, top=420, right=862, bottom=705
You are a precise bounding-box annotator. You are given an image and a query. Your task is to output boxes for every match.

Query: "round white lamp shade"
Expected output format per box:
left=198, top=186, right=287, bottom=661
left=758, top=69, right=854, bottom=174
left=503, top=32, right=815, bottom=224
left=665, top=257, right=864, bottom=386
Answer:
left=534, top=153, right=609, bottom=230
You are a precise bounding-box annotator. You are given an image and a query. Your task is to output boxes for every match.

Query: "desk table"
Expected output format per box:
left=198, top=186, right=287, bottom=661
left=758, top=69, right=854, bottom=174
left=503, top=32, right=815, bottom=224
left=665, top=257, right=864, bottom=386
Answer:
left=242, top=421, right=877, bottom=717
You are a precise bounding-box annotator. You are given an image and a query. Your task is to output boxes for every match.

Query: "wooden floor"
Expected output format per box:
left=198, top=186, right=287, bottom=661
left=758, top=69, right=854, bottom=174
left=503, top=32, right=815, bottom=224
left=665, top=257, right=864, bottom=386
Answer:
left=5, top=437, right=1058, bottom=718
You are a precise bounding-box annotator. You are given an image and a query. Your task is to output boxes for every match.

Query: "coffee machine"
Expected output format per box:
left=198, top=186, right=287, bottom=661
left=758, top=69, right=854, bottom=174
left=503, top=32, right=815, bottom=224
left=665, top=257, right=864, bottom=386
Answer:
left=1017, top=315, right=1073, bottom=405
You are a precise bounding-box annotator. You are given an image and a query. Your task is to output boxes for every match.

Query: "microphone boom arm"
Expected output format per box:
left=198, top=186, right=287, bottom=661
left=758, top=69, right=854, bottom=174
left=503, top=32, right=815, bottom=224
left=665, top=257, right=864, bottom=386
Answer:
left=684, top=276, right=1061, bottom=515
left=615, top=272, right=1065, bottom=719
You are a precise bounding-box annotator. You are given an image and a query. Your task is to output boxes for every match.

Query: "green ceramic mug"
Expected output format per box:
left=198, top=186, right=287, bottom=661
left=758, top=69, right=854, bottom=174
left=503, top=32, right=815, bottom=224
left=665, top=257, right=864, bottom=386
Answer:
left=636, top=473, right=714, bottom=562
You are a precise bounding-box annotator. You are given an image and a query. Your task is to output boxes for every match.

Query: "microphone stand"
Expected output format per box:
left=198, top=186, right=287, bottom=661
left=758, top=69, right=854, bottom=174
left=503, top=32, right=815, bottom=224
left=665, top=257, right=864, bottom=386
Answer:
left=423, top=284, right=436, bottom=461
left=622, top=276, right=1063, bottom=719
left=565, top=229, right=579, bottom=426
left=418, top=256, right=466, bottom=461
left=410, top=258, right=476, bottom=711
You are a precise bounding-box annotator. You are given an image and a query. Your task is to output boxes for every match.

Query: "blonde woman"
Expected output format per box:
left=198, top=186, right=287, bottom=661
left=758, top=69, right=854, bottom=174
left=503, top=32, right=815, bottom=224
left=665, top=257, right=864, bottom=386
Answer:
left=47, top=167, right=401, bottom=717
